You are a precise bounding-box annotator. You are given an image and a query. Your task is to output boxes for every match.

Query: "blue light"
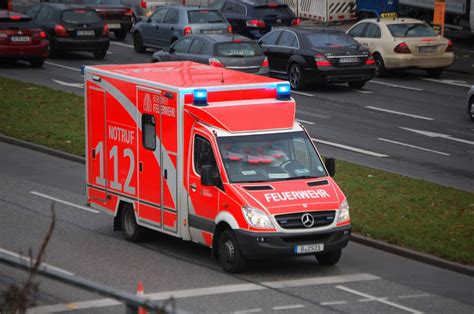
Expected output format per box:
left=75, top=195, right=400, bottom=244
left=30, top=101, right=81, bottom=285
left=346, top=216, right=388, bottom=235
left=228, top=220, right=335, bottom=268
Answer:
left=276, top=83, right=291, bottom=100
left=193, top=89, right=208, bottom=106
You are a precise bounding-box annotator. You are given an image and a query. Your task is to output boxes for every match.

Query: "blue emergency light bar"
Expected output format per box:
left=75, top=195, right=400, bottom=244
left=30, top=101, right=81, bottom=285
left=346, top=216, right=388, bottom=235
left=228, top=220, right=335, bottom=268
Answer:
left=276, top=83, right=291, bottom=101
left=193, top=89, right=208, bottom=106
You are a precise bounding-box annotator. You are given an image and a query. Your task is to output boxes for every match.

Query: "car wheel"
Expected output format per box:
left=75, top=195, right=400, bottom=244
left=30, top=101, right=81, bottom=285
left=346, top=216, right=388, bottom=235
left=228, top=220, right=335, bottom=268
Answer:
left=315, top=249, right=342, bottom=266
left=114, top=30, right=127, bottom=41
left=374, top=53, right=386, bottom=77
left=218, top=230, right=247, bottom=273
left=30, top=59, right=44, bottom=68
left=289, top=63, right=305, bottom=90
left=93, top=49, right=107, bottom=60
left=133, top=32, right=146, bottom=53
left=426, top=68, right=443, bottom=78
left=348, top=81, right=366, bottom=89
left=469, top=97, right=474, bottom=122
left=120, top=203, right=146, bottom=242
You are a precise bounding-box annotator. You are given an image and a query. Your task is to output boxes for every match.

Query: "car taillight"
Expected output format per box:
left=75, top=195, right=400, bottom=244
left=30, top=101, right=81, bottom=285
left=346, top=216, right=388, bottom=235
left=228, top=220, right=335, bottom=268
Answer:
left=102, top=24, right=109, bottom=37
left=291, top=18, right=301, bottom=26
left=446, top=39, right=453, bottom=52
left=246, top=19, right=266, bottom=28
left=54, top=24, right=68, bottom=37
left=209, top=58, right=224, bottom=68
left=10, top=15, right=21, bottom=20
left=315, top=53, right=331, bottom=67
left=40, top=31, right=46, bottom=39
left=261, top=57, right=269, bottom=68
left=365, top=54, right=375, bottom=65
left=227, top=24, right=232, bottom=33
left=125, top=8, right=133, bottom=16
left=140, top=0, right=146, bottom=9
left=394, top=42, right=410, bottom=54
left=183, top=26, right=192, bottom=36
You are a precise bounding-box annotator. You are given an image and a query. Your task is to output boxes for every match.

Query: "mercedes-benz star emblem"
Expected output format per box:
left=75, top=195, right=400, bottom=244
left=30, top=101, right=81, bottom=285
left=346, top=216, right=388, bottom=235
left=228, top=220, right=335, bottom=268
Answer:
left=301, top=213, right=314, bottom=228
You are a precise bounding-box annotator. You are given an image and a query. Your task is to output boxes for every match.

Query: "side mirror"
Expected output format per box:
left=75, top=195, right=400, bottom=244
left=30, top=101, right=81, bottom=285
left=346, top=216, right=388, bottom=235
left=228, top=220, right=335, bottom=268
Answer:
left=201, top=165, right=215, bottom=186
left=324, top=157, right=336, bottom=177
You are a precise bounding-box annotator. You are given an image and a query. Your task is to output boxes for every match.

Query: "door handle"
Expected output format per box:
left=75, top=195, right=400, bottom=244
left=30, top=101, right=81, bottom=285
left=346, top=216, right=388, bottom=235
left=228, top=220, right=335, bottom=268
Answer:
left=190, top=183, right=197, bottom=192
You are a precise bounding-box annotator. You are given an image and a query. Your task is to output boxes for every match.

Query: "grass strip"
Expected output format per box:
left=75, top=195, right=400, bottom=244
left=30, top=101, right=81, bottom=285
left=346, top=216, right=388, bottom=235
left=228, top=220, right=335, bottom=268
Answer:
left=1, top=76, right=473, bottom=265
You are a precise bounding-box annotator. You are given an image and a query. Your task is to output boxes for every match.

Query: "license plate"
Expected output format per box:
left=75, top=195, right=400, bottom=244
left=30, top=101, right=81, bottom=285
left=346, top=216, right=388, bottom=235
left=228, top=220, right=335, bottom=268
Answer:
left=339, top=57, right=359, bottom=63
left=107, top=23, right=121, bottom=29
left=202, top=29, right=222, bottom=34
left=418, top=46, right=438, bottom=53
left=10, top=36, right=30, bottom=42
left=77, top=30, right=95, bottom=36
left=295, top=243, right=324, bottom=254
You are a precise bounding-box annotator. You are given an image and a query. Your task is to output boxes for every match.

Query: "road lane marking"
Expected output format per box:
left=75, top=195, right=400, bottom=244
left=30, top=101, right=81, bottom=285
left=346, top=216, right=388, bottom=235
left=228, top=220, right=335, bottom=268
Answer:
left=313, top=139, right=389, bottom=158
left=358, top=297, right=388, bottom=302
left=0, top=248, right=74, bottom=276
left=336, top=286, right=423, bottom=314
left=111, top=41, right=134, bottom=48
left=234, top=309, right=262, bottom=314
left=273, top=304, right=305, bottom=310
left=366, top=106, right=434, bottom=121
left=369, top=80, right=423, bottom=91
left=292, top=91, right=314, bottom=97
left=29, top=273, right=380, bottom=313
left=320, top=301, right=348, bottom=305
left=52, top=79, right=84, bottom=89
left=45, top=61, right=81, bottom=72
left=398, top=293, right=431, bottom=299
left=30, top=191, right=100, bottom=214
left=350, top=88, right=373, bottom=94
left=296, top=119, right=315, bottom=125
left=297, top=109, right=331, bottom=119
left=378, top=138, right=450, bottom=156
left=400, top=127, right=474, bottom=145
left=419, top=78, right=472, bottom=88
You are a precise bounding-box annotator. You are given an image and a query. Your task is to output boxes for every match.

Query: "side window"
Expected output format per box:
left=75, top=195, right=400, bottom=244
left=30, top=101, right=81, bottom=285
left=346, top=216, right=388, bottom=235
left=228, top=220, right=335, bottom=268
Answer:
left=189, top=38, right=205, bottom=54
left=173, top=37, right=193, bottom=53
left=348, top=23, right=367, bottom=38
left=365, top=23, right=381, bottom=38
left=259, top=30, right=281, bottom=46
left=150, top=8, right=167, bottom=23
left=194, top=135, right=218, bottom=175
left=277, top=31, right=297, bottom=47
left=142, top=114, right=156, bottom=150
left=36, top=6, right=52, bottom=22
left=163, top=8, right=179, bottom=24
left=236, top=4, right=246, bottom=15
left=222, top=2, right=236, bottom=13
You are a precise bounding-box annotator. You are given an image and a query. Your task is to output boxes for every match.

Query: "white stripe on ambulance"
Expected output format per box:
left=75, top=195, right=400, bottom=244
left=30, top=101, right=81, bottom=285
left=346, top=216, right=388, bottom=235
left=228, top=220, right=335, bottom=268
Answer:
left=264, top=190, right=330, bottom=202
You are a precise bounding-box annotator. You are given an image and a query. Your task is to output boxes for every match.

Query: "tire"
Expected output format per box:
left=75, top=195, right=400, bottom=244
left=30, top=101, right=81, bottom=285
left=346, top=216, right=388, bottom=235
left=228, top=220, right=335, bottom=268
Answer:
left=120, top=203, right=146, bottom=242
left=30, top=59, right=45, bottom=68
left=374, top=53, right=386, bottom=77
left=133, top=32, right=146, bottom=53
left=426, top=68, right=443, bottom=78
left=218, top=230, right=247, bottom=273
left=288, top=63, right=305, bottom=90
left=114, top=30, right=127, bottom=41
left=469, top=97, right=474, bottom=122
left=348, top=81, right=366, bottom=89
left=316, top=249, right=342, bottom=266
left=93, top=49, right=107, bottom=60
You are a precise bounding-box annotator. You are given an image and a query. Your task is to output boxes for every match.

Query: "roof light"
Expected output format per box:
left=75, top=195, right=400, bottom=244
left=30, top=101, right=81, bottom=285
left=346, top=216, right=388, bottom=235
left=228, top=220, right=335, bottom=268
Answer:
left=193, top=89, right=208, bottom=106
left=276, top=83, right=291, bottom=101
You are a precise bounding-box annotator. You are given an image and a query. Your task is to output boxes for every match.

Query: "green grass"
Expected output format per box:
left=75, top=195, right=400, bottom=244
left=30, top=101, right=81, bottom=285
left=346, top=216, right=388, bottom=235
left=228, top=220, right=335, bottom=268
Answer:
left=1, top=76, right=473, bottom=265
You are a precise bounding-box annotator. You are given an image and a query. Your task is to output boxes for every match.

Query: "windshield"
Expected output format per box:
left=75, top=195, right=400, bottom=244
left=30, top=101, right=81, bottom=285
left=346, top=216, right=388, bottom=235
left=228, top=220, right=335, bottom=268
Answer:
left=218, top=131, right=327, bottom=183
left=387, top=23, right=437, bottom=37
left=306, top=32, right=358, bottom=48
left=215, top=42, right=263, bottom=57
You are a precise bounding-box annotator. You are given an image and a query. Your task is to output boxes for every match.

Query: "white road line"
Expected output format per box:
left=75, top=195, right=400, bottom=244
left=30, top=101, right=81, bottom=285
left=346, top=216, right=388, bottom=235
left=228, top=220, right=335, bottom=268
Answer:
left=313, top=139, right=389, bottom=158
left=419, top=78, right=472, bottom=88
left=111, top=41, right=134, bottom=48
left=273, top=304, right=305, bottom=310
left=350, top=88, right=373, bottom=94
left=234, top=309, right=262, bottom=314
left=369, top=80, right=423, bottom=91
left=0, top=248, right=74, bottom=277
left=398, top=293, right=431, bottom=299
left=106, top=51, right=112, bottom=55
left=44, top=61, right=81, bottom=72
left=52, top=79, right=84, bottom=89
left=320, top=301, right=348, bottom=306
left=378, top=138, right=450, bottom=156
left=30, top=191, right=100, bottom=214
left=336, top=286, right=423, bottom=314
left=29, top=273, right=380, bottom=313
left=358, top=297, right=388, bottom=302
left=296, top=119, right=315, bottom=125
left=292, top=90, right=314, bottom=97
left=366, top=106, right=434, bottom=121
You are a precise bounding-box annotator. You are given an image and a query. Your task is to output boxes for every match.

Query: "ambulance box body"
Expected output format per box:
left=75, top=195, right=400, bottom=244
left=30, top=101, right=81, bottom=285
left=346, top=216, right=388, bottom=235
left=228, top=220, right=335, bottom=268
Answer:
left=84, top=62, right=351, bottom=273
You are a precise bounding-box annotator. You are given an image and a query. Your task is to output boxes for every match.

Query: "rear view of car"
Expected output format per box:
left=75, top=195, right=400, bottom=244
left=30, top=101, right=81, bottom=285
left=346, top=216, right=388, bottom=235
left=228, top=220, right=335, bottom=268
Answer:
left=0, top=10, right=49, bottom=67
left=187, top=8, right=231, bottom=35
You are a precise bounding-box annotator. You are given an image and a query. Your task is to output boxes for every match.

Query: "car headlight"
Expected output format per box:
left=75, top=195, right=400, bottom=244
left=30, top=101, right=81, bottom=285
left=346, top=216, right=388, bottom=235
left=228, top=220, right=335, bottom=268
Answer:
left=242, top=206, right=274, bottom=229
left=337, top=199, right=350, bottom=223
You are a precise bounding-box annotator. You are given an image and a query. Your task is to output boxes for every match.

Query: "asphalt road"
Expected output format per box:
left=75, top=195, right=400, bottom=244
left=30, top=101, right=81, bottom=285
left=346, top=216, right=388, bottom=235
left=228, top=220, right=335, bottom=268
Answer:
left=0, top=141, right=473, bottom=313
left=0, top=34, right=473, bottom=192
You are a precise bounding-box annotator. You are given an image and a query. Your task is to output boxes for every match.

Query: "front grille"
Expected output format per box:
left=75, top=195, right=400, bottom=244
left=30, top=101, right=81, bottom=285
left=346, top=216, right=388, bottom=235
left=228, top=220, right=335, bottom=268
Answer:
left=275, top=211, right=335, bottom=229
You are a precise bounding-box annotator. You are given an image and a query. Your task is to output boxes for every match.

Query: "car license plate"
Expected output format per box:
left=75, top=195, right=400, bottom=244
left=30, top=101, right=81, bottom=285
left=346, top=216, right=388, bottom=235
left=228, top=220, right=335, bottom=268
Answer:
left=418, top=46, right=438, bottom=53
left=107, top=23, right=121, bottom=29
left=77, top=30, right=95, bottom=36
left=339, top=57, right=358, bottom=63
left=295, top=243, right=324, bottom=254
left=10, top=36, right=30, bottom=42
left=202, top=29, right=222, bottom=34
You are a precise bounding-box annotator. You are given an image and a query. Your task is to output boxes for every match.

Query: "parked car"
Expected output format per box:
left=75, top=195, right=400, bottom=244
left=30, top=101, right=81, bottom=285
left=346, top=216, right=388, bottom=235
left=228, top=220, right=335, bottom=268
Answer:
left=151, top=33, right=269, bottom=75
left=467, top=85, right=474, bottom=121
left=121, top=0, right=180, bottom=26
left=133, top=5, right=232, bottom=53
left=0, top=10, right=49, bottom=67
left=258, top=27, right=375, bottom=90
left=210, top=0, right=300, bottom=40
left=347, top=17, right=454, bottom=77
left=25, top=3, right=110, bottom=59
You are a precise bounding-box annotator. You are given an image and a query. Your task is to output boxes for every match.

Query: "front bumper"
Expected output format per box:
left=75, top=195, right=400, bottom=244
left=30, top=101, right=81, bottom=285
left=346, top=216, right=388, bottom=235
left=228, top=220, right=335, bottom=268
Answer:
left=234, top=225, right=351, bottom=259
left=53, top=37, right=110, bottom=52
left=384, top=53, right=454, bottom=70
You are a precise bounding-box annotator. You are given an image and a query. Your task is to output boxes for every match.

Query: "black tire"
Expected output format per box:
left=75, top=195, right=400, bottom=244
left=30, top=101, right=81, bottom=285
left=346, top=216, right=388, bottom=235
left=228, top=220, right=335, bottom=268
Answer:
left=348, top=81, right=366, bottom=89
left=218, top=230, right=247, bottom=273
left=120, top=203, right=146, bottom=242
left=469, top=97, right=474, bottom=122
left=316, top=249, right=342, bottom=266
left=374, top=53, right=386, bottom=77
left=426, top=68, right=443, bottom=78
left=93, top=49, right=107, bottom=60
left=133, top=32, right=146, bottom=53
left=30, top=59, right=45, bottom=68
left=288, top=63, right=305, bottom=90
left=114, top=30, right=127, bottom=41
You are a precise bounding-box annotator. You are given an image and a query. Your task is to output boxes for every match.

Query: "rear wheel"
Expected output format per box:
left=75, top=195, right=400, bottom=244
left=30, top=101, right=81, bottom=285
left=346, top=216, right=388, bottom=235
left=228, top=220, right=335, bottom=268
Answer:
left=30, top=59, right=44, bottom=68
left=289, top=63, right=305, bottom=90
left=374, top=53, right=386, bottom=77
left=218, top=230, right=247, bottom=273
left=133, top=32, right=146, bottom=53
left=426, top=68, right=443, bottom=78
left=120, top=203, right=146, bottom=242
left=93, top=49, right=107, bottom=60
left=316, top=249, right=342, bottom=266
left=348, top=81, right=366, bottom=89
left=114, top=30, right=127, bottom=41
left=469, top=97, right=474, bottom=122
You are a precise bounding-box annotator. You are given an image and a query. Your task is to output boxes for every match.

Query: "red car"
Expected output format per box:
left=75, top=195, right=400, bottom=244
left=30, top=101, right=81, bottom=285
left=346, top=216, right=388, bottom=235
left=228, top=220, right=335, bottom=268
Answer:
left=0, top=10, right=49, bottom=67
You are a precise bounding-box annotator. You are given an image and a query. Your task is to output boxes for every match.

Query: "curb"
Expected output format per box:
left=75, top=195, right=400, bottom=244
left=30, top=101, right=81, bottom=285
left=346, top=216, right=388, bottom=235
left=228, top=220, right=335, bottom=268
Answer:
left=1, top=134, right=473, bottom=277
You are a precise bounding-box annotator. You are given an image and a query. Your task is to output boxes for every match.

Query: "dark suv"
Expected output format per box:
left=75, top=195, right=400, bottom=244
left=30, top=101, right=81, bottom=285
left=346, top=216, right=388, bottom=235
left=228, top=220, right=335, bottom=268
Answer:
left=210, top=0, right=299, bottom=40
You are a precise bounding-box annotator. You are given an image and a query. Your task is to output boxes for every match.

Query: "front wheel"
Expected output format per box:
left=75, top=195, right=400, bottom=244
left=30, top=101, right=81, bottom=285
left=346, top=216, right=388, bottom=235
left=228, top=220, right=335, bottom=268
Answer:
left=374, top=54, right=386, bottom=77
left=93, top=49, right=107, bottom=60
left=348, top=81, right=366, bottom=89
left=120, top=204, right=146, bottom=242
left=426, top=68, right=443, bottom=78
left=468, top=97, right=474, bottom=122
left=288, top=63, right=305, bottom=90
left=316, top=249, right=342, bottom=266
left=218, top=230, right=247, bottom=273
left=133, top=32, right=146, bottom=53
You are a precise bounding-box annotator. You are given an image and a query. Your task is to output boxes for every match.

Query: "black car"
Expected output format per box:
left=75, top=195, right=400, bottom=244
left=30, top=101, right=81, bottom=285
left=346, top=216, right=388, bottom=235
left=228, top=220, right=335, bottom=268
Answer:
left=210, top=0, right=299, bottom=40
left=25, top=3, right=110, bottom=59
left=258, top=27, right=375, bottom=90
left=151, top=33, right=269, bottom=75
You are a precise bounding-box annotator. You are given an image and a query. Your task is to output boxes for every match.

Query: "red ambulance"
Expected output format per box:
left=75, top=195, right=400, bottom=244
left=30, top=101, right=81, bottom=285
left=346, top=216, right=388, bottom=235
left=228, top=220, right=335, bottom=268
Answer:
left=85, top=62, right=351, bottom=273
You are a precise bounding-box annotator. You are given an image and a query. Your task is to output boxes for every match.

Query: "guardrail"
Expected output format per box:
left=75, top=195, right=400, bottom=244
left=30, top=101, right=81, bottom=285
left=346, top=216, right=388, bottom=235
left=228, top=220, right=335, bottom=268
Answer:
left=281, top=0, right=357, bottom=22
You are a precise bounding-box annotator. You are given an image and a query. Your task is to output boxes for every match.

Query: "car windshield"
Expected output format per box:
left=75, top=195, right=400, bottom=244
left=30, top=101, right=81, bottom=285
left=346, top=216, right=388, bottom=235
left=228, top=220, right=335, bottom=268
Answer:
left=387, top=23, right=437, bottom=37
left=215, top=42, right=263, bottom=57
left=306, top=32, right=358, bottom=48
left=217, top=131, right=327, bottom=183
left=188, top=10, right=225, bottom=24
left=255, top=5, right=293, bottom=18
left=62, top=9, right=101, bottom=24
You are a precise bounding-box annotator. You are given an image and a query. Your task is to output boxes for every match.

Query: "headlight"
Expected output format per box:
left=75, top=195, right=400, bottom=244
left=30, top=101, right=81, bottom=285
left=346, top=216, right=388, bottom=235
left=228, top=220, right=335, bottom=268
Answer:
left=337, top=199, right=350, bottom=223
left=242, top=206, right=274, bottom=229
